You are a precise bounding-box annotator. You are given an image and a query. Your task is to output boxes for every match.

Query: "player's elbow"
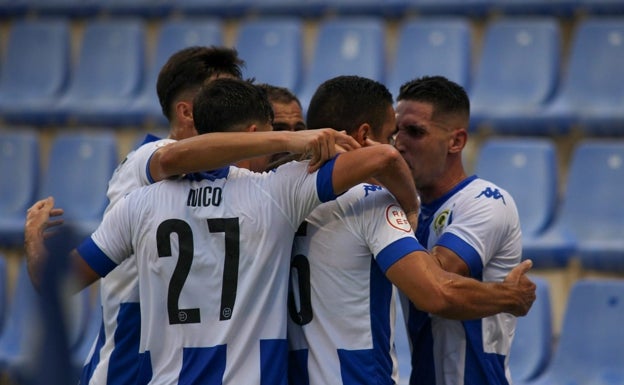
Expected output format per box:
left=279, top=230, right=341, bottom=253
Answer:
left=153, top=146, right=185, bottom=180
left=373, top=145, right=403, bottom=174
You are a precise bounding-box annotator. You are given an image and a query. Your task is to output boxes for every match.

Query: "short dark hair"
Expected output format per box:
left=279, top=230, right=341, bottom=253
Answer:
left=256, top=83, right=301, bottom=108
left=193, top=78, right=274, bottom=135
left=306, top=75, right=393, bottom=136
left=156, top=46, right=244, bottom=121
left=397, top=76, right=470, bottom=122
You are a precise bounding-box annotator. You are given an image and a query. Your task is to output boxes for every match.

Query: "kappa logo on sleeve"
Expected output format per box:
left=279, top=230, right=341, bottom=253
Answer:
left=385, top=204, right=412, bottom=232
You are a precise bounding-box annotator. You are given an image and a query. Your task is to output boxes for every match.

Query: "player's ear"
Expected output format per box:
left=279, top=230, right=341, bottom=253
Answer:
left=448, top=128, right=467, bottom=154
left=355, top=123, right=370, bottom=146
left=175, top=100, right=193, bottom=125
left=246, top=124, right=258, bottom=133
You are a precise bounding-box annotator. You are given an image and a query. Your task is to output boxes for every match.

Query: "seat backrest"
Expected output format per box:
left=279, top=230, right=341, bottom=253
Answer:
left=470, top=17, right=561, bottom=108
left=0, top=260, right=41, bottom=368
left=40, top=132, right=118, bottom=221
left=559, top=17, right=624, bottom=107
left=299, top=17, right=385, bottom=109
left=139, top=18, right=223, bottom=113
left=235, top=17, right=303, bottom=93
left=0, top=130, right=39, bottom=219
left=559, top=139, right=624, bottom=240
left=0, top=19, right=70, bottom=98
left=0, top=256, right=6, bottom=335
left=474, top=137, right=558, bottom=237
left=387, top=17, right=472, bottom=96
left=544, top=279, right=624, bottom=383
left=509, top=276, right=553, bottom=383
left=68, top=19, right=145, bottom=99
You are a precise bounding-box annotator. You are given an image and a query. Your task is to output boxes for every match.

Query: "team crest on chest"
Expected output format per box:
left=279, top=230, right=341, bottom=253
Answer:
left=433, top=208, right=451, bottom=236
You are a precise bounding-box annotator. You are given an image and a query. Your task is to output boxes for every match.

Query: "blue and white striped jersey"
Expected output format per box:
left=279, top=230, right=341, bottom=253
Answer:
left=81, top=134, right=175, bottom=385
left=400, top=176, right=521, bottom=385
left=77, top=160, right=338, bottom=385
left=288, top=183, right=425, bottom=385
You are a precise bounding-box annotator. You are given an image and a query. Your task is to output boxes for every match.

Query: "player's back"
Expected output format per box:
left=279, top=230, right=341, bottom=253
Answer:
left=102, top=161, right=335, bottom=384
left=288, top=183, right=421, bottom=385
left=81, top=135, right=174, bottom=384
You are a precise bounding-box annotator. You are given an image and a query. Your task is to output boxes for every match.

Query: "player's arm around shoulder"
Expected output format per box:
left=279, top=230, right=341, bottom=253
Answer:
left=387, top=248, right=536, bottom=320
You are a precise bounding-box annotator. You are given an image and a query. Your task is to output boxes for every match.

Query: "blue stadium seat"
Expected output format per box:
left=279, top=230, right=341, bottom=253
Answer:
left=0, top=260, right=41, bottom=385
left=490, top=0, right=580, bottom=15
left=245, top=0, right=327, bottom=17
left=523, top=279, right=624, bottom=385
left=469, top=18, right=561, bottom=134
left=97, top=0, right=173, bottom=17
left=0, top=256, right=6, bottom=336
left=26, top=0, right=100, bottom=17
left=386, top=17, right=472, bottom=97
left=0, top=19, right=70, bottom=126
left=297, top=17, right=386, bottom=113
left=71, top=289, right=101, bottom=379
left=0, top=130, right=39, bottom=248
left=568, top=140, right=624, bottom=272
left=578, top=0, right=624, bottom=14
left=474, top=138, right=559, bottom=261
left=131, top=18, right=223, bottom=127
left=54, top=19, right=146, bottom=127
left=0, top=0, right=29, bottom=16
left=509, top=276, right=552, bottom=384
left=174, top=0, right=251, bottom=17
left=323, top=0, right=409, bottom=17
left=235, top=18, right=303, bottom=94
left=531, top=18, right=624, bottom=135
left=39, top=131, right=118, bottom=246
left=408, top=0, right=492, bottom=16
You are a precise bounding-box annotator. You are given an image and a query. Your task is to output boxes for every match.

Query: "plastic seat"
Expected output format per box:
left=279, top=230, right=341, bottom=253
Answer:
left=474, top=138, right=559, bottom=266
left=524, top=279, right=624, bottom=385
left=577, top=0, right=624, bottom=14
left=39, top=131, right=118, bottom=246
left=131, top=18, right=223, bottom=127
left=54, top=19, right=146, bottom=127
left=26, top=0, right=100, bottom=17
left=297, top=17, right=386, bottom=113
left=532, top=18, right=624, bottom=135
left=568, top=141, right=624, bottom=272
left=470, top=18, right=561, bottom=134
left=0, top=130, right=39, bottom=248
left=490, top=0, right=580, bottom=15
left=323, top=0, right=409, bottom=17
left=0, top=19, right=70, bottom=126
left=0, top=260, right=42, bottom=384
left=408, top=0, right=492, bottom=16
left=509, top=276, right=552, bottom=384
left=0, top=256, right=6, bottom=336
left=387, top=17, right=472, bottom=97
left=174, top=0, right=251, bottom=17
left=235, top=18, right=303, bottom=94
left=98, top=0, right=173, bottom=17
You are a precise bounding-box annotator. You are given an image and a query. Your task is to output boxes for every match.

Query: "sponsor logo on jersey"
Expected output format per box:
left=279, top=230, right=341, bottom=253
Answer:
left=385, top=204, right=411, bottom=232
left=433, top=208, right=451, bottom=236
left=363, top=184, right=383, bottom=197
left=475, top=187, right=506, bottom=204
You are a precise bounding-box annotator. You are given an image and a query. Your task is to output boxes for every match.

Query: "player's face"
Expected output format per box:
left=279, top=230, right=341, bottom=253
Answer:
left=271, top=101, right=306, bottom=132
left=394, top=100, right=453, bottom=190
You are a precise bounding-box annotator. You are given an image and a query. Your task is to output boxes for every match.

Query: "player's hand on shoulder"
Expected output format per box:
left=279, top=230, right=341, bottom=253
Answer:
left=25, top=196, right=65, bottom=239
left=285, top=128, right=360, bottom=173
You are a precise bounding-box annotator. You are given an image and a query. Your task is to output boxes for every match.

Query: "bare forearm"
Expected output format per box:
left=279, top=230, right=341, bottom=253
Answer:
left=154, top=131, right=292, bottom=180
left=372, top=151, right=419, bottom=218
left=24, top=227, right=47, bottom=291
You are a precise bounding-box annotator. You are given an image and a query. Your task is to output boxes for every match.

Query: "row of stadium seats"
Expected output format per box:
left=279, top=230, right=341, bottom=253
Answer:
left=1, top=16, right=624, bottom=135
left=1, top=130, right=623, bottom=271
left=0, top=0, right=623, bottom=18
left=395, top=277, right=624, bottom=385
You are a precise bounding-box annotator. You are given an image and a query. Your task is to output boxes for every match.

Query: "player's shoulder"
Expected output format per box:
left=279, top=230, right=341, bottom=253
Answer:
left=464, top=177, right=514, bottom=206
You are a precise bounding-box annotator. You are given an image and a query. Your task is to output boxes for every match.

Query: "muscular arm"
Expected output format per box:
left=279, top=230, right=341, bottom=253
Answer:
left=331, top=144, right=419, bottom=225
left=149, top=129, right=359, bottom=182
left=386, top=251, right=535, bottom=319
left=430, top=245, right=471, bottom=276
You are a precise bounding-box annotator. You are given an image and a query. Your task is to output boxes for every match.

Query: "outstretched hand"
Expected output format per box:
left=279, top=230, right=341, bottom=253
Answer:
left=503, top=259, right=536, bottom=316
left=25, top=196, right=64, bottom=239
left=284, top=129, right=361, bottom=172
